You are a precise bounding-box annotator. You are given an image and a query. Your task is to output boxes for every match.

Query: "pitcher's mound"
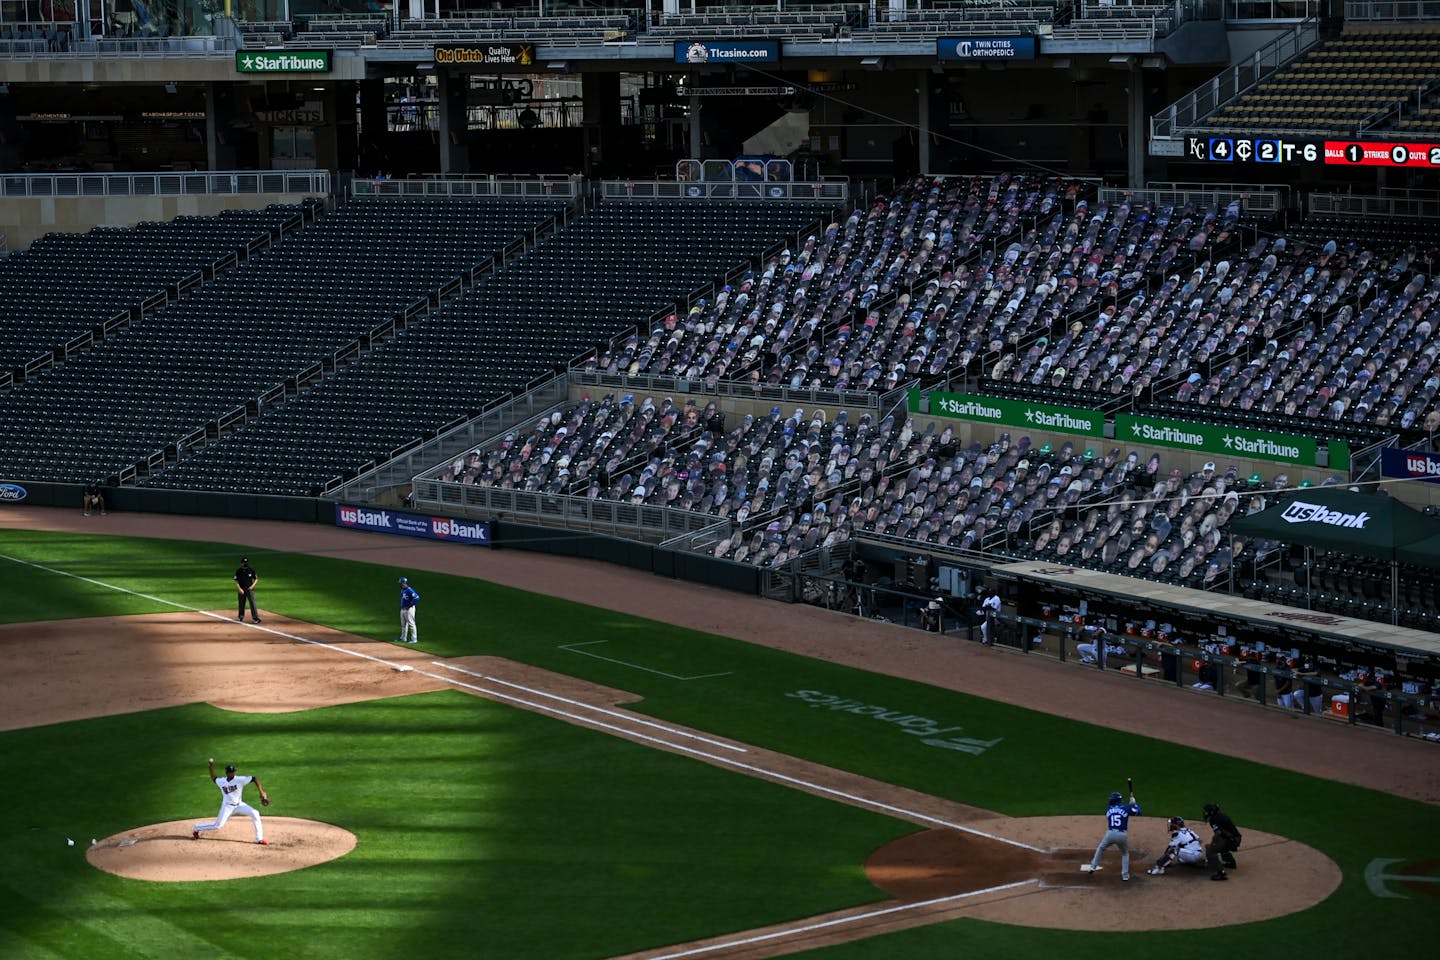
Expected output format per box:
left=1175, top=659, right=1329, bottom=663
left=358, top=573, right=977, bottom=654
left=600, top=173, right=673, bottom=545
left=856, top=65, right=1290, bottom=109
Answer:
left=87, top=817, right=356, bottom=881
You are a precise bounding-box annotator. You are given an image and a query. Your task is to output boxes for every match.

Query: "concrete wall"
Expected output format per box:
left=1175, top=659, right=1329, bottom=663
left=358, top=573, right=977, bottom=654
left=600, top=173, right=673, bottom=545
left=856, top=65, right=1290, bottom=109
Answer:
left=3, top=190, right=324, bottom=251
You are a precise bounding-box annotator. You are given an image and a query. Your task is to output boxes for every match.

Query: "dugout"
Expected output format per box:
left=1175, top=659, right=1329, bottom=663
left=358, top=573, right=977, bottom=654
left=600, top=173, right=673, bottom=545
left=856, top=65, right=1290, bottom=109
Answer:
left=991, top=558, right=1440, bottom=737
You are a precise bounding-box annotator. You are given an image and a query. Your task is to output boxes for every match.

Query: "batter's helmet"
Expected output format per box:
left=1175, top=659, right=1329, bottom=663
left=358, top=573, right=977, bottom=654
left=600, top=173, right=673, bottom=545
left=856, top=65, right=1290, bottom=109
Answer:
left=1109, top=791, right=1124, bottom=803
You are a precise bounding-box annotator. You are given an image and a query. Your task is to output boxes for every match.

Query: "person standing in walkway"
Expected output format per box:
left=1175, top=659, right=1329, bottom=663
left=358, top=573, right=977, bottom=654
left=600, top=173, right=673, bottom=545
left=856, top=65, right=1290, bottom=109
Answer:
left=234, top=557, right=260, bottom=623
left=398, top=576, right=420, bottom=644
left=1087, top=789, right=1143, bottom=881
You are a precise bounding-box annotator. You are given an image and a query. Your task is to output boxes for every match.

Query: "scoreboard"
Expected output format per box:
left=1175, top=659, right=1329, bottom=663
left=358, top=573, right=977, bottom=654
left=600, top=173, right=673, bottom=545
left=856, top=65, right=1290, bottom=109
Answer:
left=1183, top=135, right=1440, bottom=168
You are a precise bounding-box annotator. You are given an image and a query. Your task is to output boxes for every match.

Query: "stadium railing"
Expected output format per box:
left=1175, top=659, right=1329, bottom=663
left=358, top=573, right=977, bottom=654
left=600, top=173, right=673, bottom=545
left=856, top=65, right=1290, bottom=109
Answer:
left=351, top=175, right=583, bottom=199
left=0, top=36, right=235, bottom=59
left=1099, top=183, right=1286, bottom=214
left=602, top=179, right=849, bottom=202
left=1149, top=16, right=1321, bottom=140
left=1344, top=0, right=1440, bottom=18
left=412, top=481, right=727, bottom=543
left=1307, top=191, right=1440, bottom=218
left=324, top=369, right=573, bottom=503
left=0, top=170, right=330, bottom=198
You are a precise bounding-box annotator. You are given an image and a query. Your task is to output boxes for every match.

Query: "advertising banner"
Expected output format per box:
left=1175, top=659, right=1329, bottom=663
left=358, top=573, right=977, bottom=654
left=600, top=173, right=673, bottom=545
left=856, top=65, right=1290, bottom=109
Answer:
left=335, top=504, right=491, bottom=546
left=235, top=50, right=332, bottom=73
left=917, top=389, right=1104, bottom=437
left=434, top=43, right=536, bottom=67
left=1380, top=447, right=1440, bottom=484
left=0, top=482, right=28, bottom=502
left=936, top=37, right=1036, bottom=60
left=674, top=39, right=780, bottom=64
left=1115, top=414, right=1318, bottom=466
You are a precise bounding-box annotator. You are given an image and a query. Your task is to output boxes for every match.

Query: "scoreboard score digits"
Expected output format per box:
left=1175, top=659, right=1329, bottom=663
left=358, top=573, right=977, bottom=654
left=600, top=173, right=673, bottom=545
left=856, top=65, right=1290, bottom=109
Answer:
left=1186, top=136, right=1320, bottom=163
left=1184, top=135, right=1440, bottom=168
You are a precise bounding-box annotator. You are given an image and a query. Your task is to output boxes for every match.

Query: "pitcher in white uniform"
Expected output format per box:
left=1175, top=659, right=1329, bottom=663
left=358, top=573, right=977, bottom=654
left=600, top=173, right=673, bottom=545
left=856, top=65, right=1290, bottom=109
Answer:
left=193, top=758, right=271, bottom=844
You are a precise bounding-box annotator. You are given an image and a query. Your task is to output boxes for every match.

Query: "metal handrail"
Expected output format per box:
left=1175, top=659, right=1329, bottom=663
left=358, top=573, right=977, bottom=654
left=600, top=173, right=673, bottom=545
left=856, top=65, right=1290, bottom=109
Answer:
left=0, top=36, right=236, bottom=58
left=0, top=170, right=329, bottom=198
left=352, top=175, right=584, bottom=198
left=601, top=180, right=850, bottom=202
left=1150, top=17, right=1321, bottom=139
left=1344, top=0, right=1440, bottom=18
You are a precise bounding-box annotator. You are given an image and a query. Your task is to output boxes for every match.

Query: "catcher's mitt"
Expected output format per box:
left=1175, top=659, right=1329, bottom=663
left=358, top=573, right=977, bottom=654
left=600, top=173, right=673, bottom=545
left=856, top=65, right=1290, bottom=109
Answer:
left=261, top=798, right=271, bottom=807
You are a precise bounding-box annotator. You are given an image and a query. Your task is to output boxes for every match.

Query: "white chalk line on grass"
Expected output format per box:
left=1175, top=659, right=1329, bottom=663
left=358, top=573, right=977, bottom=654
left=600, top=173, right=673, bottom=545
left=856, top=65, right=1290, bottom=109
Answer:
left=639, top=879, right=1040, bottom=960
left=560, top=640, right=733, bottom=681
left=432, top=661, right=746, bottom=752
left=3, top=553, right=1044, bottom=851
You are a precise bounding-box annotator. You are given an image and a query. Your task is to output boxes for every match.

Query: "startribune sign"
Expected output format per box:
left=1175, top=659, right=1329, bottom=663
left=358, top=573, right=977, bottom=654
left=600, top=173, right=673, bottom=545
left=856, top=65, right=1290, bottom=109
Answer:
left=235, top=50, right=332, bottom=74
left=915, top=389, right=1104, bottom=437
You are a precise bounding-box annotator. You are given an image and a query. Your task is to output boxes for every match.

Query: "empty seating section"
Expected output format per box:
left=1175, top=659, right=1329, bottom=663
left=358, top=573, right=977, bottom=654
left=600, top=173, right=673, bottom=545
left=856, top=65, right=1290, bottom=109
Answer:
left=384, top=12, right=635, bottom=46
left=7, top=175, right=1440, bottom=624
left=0, top=207, right=300, bottom=379
left=143, top=200, right=826, bottom=495
left=1203, top=25, right=1440, bottom=133
left=0, top=197, right=564, bottom=483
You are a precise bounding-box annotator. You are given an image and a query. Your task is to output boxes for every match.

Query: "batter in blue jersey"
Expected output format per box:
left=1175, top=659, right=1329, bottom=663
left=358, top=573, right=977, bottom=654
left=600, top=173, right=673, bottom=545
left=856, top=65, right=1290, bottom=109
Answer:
left=1087, top=790, right=1143, bottom=881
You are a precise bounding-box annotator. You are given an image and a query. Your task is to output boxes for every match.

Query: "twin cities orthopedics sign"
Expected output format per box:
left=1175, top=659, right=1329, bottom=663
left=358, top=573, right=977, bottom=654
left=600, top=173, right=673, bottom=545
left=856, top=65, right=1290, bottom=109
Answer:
left=235, top=50, right=332, bottom=74
left=434, top=43, right=536, bottom=67
left=936, top=37, right=1036, bottom=60
left=674, top=39, right=780, bottom=64
left=916, top=389, right=1104, bottom=437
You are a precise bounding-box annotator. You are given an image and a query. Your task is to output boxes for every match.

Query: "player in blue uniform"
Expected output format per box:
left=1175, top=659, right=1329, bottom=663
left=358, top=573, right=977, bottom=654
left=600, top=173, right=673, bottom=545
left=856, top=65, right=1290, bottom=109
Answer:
left=397, top=576, right=420, bottom=644
left=1087, top=789, right=1143, bottom=880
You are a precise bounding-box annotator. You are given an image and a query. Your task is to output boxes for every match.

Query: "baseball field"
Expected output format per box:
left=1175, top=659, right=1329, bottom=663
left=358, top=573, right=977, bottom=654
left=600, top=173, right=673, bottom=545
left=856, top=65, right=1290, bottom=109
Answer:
left=1, top=509, right=1438, bottom=960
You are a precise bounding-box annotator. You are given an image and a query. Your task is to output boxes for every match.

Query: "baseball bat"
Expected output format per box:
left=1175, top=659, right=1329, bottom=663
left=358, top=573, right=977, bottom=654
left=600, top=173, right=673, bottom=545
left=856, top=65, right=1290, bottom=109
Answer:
left=1127, top=776, right=1134, bottom=799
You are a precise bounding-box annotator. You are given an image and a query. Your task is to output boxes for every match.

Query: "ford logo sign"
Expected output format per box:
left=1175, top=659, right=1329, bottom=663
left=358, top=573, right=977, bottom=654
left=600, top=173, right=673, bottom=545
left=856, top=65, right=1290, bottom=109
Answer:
left=0, top=482, right=27, bottom=502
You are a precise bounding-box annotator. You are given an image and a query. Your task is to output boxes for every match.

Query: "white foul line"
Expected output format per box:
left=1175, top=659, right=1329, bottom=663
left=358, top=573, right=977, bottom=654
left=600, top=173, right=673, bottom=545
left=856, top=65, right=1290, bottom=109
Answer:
left=560, top=640, right=733, bottom=680
left=432, top=661, right=747, bottom=752
left=640, top=879, right=1040, bottom=960
left=1, top=552, right=1043, bottom=851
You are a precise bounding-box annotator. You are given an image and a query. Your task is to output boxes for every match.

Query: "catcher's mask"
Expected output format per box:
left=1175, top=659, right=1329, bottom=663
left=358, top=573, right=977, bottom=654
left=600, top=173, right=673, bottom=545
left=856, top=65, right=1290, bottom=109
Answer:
left=1168, top=816, right=1186, bottom=832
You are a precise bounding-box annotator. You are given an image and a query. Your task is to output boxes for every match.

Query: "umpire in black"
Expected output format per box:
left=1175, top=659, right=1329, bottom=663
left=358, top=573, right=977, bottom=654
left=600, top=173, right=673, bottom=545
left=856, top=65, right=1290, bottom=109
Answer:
left=234, top=557, right=261, bottom=623
left=1203, top=801, right=1242, bottom=880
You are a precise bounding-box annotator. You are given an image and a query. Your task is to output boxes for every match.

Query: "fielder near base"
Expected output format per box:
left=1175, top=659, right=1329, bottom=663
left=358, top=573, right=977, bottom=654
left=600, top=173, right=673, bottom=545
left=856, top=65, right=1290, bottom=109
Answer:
left=397, top=576, right=420, bottom=644
left=194, top=758, right=271, bottom=844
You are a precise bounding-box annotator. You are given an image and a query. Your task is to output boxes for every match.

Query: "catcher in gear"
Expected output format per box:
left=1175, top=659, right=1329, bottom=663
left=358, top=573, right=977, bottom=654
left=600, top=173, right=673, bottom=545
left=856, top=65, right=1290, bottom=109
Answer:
left=1146, top=817, right=1205, bottom=874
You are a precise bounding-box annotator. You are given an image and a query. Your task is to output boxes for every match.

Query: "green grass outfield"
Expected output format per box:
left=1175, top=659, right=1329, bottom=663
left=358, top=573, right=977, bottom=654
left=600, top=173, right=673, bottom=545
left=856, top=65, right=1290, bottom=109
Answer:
left=1, top=529, right=1437, bottom=959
